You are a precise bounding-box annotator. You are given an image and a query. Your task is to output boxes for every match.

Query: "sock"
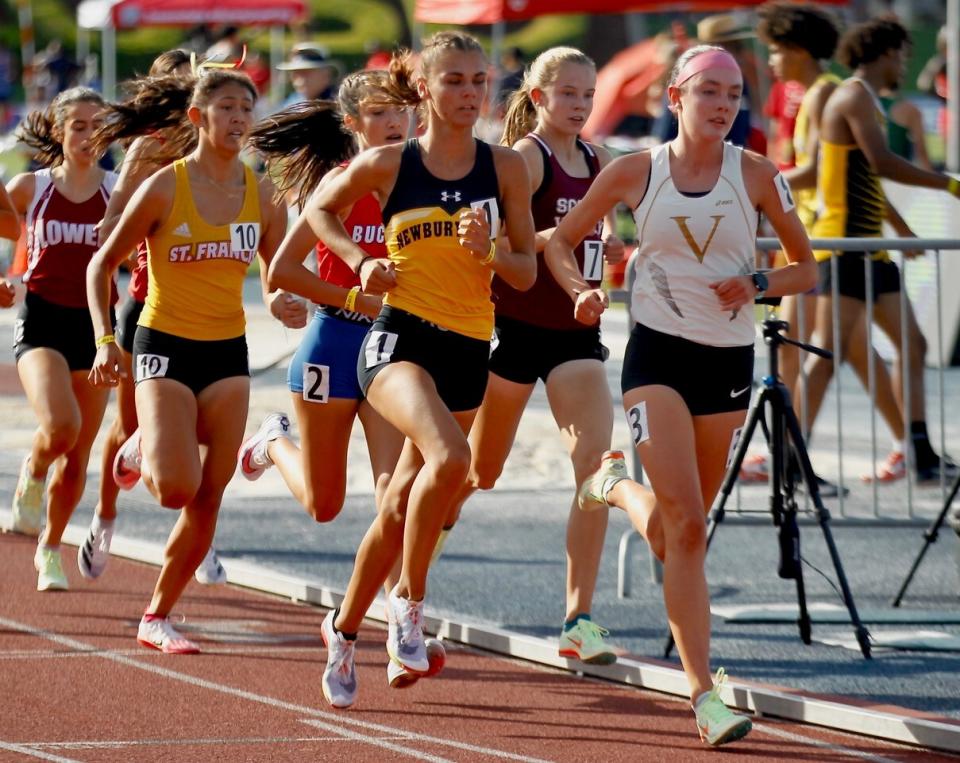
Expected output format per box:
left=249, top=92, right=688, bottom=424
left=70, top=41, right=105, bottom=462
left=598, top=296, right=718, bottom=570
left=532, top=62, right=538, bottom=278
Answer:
left=911, top=421, right=938, bottom=468
left=332, top=608, right=357, bottom=641
left=564, top=613, right=591, bottom=632
left=91, top=514, right=114, bottom=534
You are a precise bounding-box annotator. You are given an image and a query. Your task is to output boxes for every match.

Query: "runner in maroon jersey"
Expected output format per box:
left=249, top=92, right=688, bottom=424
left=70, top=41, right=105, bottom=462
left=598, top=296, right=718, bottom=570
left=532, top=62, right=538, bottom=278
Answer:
left=3, top=87, right=117, bottom=592
left=443, top=47, right=626, bottom=665
left=0, top=184, right=16, bottom=306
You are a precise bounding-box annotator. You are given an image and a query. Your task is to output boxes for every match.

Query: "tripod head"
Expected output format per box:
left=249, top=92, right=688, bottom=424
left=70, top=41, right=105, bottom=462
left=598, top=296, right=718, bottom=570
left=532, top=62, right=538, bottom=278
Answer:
left=761, top=317, right=833, bottom=360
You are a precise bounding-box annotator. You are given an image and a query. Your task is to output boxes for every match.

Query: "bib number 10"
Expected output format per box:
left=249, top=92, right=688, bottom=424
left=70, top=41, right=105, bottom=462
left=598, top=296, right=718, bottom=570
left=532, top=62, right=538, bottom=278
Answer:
left=231, top=222, right=260, bottom=254
left=583, top=240, right=604, bottom=282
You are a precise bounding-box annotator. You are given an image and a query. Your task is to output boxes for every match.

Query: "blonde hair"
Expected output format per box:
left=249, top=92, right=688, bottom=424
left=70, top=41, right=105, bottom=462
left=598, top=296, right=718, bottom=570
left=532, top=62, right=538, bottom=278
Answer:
left=500, top=47, right=594, bottom=148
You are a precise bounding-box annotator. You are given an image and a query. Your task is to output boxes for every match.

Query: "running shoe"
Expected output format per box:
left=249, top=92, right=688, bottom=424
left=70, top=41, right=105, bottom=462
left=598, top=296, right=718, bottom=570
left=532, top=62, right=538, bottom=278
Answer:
left=11, top=456, right=45, bottom=536
left=558, top=618, right=617, bottom=665
left=237, top=412, right=291, bottom=481
left=693, top=668, right=752, bottom=747
left=860, top=451, right=906, bottom=484
left=738, top=453, right=769, bottom=483
left=113, top=429, right=142, bottom=491
left=796, top=472, right=849, bottom=499
left=137, top=614, right=200, bottom=655
left=320, top=610, right=358, bottom=708
left=387, top=638, right=446, bottom=689
left=34, top=545, right=68, bottom=592
left=578, top=450, right=628, bottom=511
left=77, top=518, right=114, bottom=580
left=386, top=586, right=429, bottom=673
left=194, top=547, right=227, bottom=585
left=916, top=456, right=959, bottom=487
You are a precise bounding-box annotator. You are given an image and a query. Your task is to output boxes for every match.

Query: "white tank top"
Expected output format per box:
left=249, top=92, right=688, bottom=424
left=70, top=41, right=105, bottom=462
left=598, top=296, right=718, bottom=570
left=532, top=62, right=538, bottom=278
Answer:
left=631, top=142, right=758, bottom=347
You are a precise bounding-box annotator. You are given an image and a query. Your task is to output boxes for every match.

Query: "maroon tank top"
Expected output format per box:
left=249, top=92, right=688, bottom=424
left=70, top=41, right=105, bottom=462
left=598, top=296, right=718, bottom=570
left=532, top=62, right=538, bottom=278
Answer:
left=492, top=134, right=603, bottom=330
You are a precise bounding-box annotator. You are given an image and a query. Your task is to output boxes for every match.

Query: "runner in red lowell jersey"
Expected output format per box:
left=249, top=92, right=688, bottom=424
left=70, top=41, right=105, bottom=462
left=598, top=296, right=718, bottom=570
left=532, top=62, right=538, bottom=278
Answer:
left=442, top=47, right=626, bottom=665
left=3, top=88, right=117, bottom=592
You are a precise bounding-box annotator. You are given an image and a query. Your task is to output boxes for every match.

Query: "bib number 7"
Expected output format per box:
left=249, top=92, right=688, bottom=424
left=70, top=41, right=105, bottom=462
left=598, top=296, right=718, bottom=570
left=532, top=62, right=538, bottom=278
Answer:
left=583, top=240, right=604, bottom=282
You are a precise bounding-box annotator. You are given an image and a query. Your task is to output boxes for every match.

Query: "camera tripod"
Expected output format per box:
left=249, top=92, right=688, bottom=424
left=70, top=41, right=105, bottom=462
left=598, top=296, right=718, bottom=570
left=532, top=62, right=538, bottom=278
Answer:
left=892, top=470, right=960, bottom=607
left=664, top=318, right=872, bottom=659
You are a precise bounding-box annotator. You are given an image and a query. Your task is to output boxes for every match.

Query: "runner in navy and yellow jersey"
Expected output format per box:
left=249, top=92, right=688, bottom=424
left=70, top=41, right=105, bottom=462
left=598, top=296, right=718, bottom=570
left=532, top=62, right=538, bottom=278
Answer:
left=3, top=88, right=117, bottom=592
left=303, top=33, right=535, bottom=708
left=87, top=68, right=288, bottom=654
left=440, top=47, right=626, bottom=666
left=546, top=45, right=816, bottom=745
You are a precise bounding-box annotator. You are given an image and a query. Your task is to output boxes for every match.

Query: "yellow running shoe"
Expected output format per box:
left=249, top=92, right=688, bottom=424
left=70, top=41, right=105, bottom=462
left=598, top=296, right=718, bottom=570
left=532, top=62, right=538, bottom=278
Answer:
left=694, top=668, right=752, bottom=746
left=12, top=457, right=45, bottom=536
left=558, top=618, right=617, bottom=665
left=578, top=450, right=628, bottom=511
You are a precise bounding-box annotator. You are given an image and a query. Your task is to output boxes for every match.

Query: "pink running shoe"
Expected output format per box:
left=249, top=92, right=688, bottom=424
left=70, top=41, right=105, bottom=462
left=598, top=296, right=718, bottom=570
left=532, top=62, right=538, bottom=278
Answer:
left=113, top=429, right=142, bottom=491
left=861, top=451, right=906, bottom=484
left=738, top=453, right=769, bottom=483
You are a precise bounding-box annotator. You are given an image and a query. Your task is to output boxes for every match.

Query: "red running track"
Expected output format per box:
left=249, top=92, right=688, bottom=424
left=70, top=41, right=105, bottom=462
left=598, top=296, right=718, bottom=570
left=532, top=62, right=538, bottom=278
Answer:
left=0, top=533, right=955, bottom=762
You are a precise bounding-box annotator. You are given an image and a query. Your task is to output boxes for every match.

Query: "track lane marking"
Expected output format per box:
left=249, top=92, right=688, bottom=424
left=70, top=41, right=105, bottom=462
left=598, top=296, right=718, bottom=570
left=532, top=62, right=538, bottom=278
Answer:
left=754, top=722, right=908, bottom=762
left=0, top=740, right=80, bottom=762
left=0, top=615, right=547, bottom=762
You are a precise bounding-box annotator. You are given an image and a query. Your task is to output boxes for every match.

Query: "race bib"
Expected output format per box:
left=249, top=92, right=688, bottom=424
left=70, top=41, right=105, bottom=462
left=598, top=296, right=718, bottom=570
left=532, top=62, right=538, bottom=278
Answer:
left=364, top=330, right=398, bottom=368
left=231, top=222, right=260, bottom=254
left=302, top=363, right=330, bottom=404
left=583, top=240, right=604, bottom=281
left=136, top=353, right=170, bottom=382
left=626, top=402, right=649, bottom=446
left=470, top=197, right=501, bottom=238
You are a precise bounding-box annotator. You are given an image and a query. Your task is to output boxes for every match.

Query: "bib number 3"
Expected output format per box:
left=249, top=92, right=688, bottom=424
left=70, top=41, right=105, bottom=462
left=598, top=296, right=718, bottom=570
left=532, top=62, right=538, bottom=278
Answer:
left=231, top=222, right=260, bottom=254
left=626, top=402, right=649, bottom=446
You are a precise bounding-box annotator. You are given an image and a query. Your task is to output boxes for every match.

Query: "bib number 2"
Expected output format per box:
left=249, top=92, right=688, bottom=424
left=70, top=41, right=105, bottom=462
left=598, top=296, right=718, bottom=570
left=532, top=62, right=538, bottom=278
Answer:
left=302, top=363, right=330, bottom=404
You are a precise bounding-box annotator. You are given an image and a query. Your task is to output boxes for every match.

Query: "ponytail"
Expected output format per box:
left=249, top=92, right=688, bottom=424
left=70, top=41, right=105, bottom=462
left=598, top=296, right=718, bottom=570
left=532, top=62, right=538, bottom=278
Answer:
left=382, top=49, right=422, bottom=107
left=500, top=87, right=537, bottom=148
left=248, top=100, right=354, bottom=209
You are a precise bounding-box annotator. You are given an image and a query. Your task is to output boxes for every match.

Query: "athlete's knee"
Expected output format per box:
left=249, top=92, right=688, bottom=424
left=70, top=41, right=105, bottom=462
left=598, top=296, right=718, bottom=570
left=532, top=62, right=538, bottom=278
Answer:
left=470, top=459, right=502, bottom=491
left=151, top=475, right=200, bottom=510
left=40, top=419, right=81, bottom=456
left=662, top=510, right=707, bottom=555
left=429, top=442, right=471, bottom=486
left=304, top=492, right=345, bottom=524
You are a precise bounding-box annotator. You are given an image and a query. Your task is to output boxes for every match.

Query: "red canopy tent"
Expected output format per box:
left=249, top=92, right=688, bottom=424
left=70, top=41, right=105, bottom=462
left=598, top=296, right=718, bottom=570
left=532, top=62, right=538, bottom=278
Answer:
left=77, top=0, right=307, bottom=103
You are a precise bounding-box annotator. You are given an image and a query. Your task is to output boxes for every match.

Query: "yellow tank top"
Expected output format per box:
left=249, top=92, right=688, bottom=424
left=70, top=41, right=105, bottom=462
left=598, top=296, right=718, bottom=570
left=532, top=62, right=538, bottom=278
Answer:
left=811, top=78, right=888, bottom=262
left=139, top=159, right=261, bottom=340
left=380, top=140, right=502, bottom=341
left=793, top=72, right=841, bottom=231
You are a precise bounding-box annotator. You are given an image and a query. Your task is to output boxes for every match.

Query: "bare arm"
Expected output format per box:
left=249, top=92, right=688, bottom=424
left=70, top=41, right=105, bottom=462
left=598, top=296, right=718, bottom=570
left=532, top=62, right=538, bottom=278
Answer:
left=594, top=144, right=625, bottom=264
left=784, top=81, right=835, bottom=192
left=87, top=169, right=174, bottom=386
left=891, top=99, right=932, bottom=171
left=308, top=146, right=400, bottom=293
left=546, top=152, right=649, bottom=324
left=256, top=174, right=307, bottom=329
left=485, top=146, right=536, bottom=290
left=0, top=180, right=19, bottom=241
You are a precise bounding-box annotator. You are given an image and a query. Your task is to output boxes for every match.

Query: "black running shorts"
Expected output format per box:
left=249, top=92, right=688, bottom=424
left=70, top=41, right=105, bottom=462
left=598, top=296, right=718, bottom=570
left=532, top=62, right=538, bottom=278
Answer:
left=489, top=315, right=609, bottom=385
left=132, top=326, right=249, bottom=396
left=817, top=253, right=901, bottom=302
left=357, top=306, right=489, bottom=413
left=14, top=291, right=114, bottom=372
left=115, top=298, right=145, bottom=355
left=621, top=322, right=755, bottom=416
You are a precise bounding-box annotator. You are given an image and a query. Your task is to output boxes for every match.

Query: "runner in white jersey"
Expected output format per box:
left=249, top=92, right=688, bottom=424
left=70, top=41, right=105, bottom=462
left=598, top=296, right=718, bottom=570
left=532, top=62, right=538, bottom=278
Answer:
left=545, top=45, right=816, bottom=746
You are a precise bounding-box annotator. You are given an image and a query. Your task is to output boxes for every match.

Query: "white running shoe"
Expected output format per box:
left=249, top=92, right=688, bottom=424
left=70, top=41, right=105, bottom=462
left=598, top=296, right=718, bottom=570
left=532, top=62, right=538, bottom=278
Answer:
left=386, top=586, right=429, bottom=673
left=194, top=547, right=227, bottom=585
left=77, top=518, right=114, bottom=580
left=387, top=638, right=446, bottom=688
left=320, top=610, right=358, bottom=708
left=113, top=430, right=142, bottom=491
left=237, top=412, right=291, bottom=481
left=34, top=545, right=68, bottom=592
left=137, top=614, right=200, bottom=655
left=12, top=456, right=45, bottom=536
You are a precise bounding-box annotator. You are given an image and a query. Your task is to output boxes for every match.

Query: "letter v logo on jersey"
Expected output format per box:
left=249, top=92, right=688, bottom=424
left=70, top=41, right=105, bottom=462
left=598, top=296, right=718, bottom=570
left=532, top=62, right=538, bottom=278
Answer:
left=671, top=215, right=724, bottom=263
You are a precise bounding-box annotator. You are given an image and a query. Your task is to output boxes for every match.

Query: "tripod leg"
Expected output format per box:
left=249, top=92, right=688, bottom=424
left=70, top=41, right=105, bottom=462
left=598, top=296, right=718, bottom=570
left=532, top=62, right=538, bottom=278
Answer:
left=782, top=406, right=872, bottom=659
left=892, top=469, right=960, bottom=607
left=663, top=389, right=771, bottom=659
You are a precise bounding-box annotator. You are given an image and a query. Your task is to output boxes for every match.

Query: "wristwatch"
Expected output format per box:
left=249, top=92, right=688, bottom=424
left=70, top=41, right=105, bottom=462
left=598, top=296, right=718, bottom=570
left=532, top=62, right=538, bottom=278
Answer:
left=751, top=271, right=769, bottom=299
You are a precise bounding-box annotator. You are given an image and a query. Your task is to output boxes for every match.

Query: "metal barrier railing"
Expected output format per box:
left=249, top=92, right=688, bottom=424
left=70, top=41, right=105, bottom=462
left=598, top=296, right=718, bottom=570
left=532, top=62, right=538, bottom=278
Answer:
left=613, top=237, right=960, bottom=594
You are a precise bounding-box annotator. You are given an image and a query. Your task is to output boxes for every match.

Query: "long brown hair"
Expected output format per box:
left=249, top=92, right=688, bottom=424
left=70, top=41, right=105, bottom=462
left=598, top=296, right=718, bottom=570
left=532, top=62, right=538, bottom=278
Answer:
left=15, top=87, right=105, bottom=168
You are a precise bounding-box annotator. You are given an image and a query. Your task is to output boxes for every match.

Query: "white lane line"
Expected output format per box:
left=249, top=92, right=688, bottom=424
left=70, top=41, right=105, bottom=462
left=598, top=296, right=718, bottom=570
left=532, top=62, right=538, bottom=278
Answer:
left=754, top=722, right=906, bottom=763
left=299, top=720, right=453, bottom=763
left=0, top=646, right=320, bottom=660
left=0, top=616, right=549, bottom=763
left=37, top=736, right=411, bottom=750
left=0, top=740, right=80, bottom=762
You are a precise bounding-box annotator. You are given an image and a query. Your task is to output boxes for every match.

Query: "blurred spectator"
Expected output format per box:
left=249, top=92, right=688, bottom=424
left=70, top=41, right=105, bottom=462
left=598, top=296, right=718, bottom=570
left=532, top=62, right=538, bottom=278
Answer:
left=916, top=25, right=948, bottom=142
left=36, top=40, right=80, bottom=95
left=879, top=86, right=932, bottom=169
left=205, top=26, right=242, bottom=63
left=0, top=43, right=14, bottom=129
left=243, top=49, right=271, bottom=96
left=764, top=78, right=805, bottom=170
left=276, top=43, right=341, bottom=107
left=651, top=13, right=755, bottom=148
left=496, top=46, right=526, bottom=110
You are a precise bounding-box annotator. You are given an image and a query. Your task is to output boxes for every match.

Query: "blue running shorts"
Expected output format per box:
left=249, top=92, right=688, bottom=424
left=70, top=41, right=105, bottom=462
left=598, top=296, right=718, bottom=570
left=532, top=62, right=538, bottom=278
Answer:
left=288, top=309, right=370, bottom=402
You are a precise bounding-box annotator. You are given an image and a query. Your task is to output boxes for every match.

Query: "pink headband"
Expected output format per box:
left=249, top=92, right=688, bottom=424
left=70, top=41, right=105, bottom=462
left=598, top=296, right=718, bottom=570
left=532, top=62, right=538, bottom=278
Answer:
left=674, top=49, right=741, bottom=87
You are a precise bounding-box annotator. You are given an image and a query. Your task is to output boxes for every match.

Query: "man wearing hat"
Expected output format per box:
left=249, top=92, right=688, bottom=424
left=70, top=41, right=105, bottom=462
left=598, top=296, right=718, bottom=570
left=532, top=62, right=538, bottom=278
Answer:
left=651, top=13, right=755, bottom=147
left=277, top=43, right=342, bottom=107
